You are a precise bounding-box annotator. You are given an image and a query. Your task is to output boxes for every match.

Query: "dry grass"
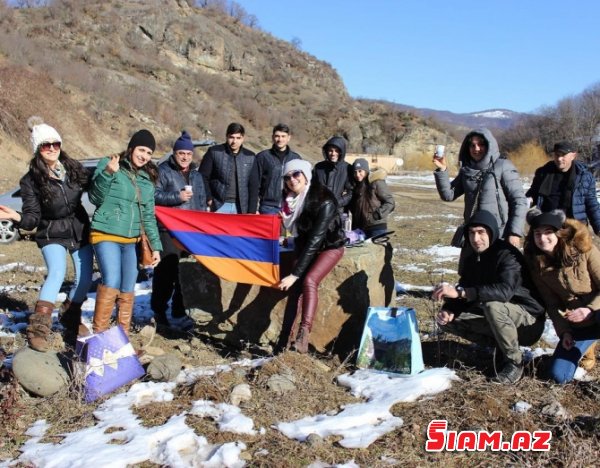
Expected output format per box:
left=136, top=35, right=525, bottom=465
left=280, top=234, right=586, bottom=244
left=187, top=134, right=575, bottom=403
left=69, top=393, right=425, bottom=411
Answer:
left=508, top=141, right=550, bottom=177
left=1, top=175, right=599, bottom=466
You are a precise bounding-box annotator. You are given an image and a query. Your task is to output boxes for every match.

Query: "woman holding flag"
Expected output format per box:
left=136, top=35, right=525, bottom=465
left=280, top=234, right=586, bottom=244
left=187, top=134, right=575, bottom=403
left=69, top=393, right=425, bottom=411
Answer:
left=278, top=159, right=345, bottom=353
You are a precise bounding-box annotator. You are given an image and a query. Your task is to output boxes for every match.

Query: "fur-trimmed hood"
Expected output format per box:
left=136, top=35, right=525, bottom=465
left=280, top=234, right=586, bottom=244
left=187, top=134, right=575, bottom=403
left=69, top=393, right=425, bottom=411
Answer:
left=368, top=167, right=387, bottom=183
left=562, top=218, right=593, bottom=255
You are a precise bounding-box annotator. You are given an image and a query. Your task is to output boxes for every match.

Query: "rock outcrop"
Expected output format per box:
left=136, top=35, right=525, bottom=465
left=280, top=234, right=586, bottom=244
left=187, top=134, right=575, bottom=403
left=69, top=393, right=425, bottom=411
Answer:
left=180, top=242, right=395, bottom=356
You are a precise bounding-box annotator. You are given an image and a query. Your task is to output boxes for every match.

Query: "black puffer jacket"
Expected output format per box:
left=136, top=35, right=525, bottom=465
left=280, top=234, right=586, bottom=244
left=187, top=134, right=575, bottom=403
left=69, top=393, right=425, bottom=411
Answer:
left=255, top=146, right=302, bottom=210
left=199, top=143, right=258, bottom=213
left=313, top=136, right=353, bottom=209
left=292, top=183, right=345, bottom=277
left=443, top=210, right=544, bottom=318
left=18, top=172, right=90, bottom=249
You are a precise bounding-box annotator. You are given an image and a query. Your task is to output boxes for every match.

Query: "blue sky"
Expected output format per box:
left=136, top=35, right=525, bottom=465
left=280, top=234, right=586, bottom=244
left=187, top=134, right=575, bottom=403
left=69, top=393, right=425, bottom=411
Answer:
left=235, top=0, right=600, bottom=114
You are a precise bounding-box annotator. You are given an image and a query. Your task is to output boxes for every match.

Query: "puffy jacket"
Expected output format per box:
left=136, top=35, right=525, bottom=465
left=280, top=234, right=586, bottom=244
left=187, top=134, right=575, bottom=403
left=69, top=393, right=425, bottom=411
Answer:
left=89, top=156, right=162, bottom=251
left=18, top=171, right=90, bottom=250
left=155, top=156, right=208, bottom=212
left=434, top=128, right=528, bottom=238
left=255, top=145, right=302, bottom=210
left=443, top=210, right=544, bottom=318
left=526, top=219, right=600, bottom=336
left=199, top=143, right=258, bottom=213
left=349, top=167, right=395, bottom=231
left=292, top=183, right=345, bottom=277
left=526, top=160, right=600, bottom=234
left=313, top=136, right=353, bottom=209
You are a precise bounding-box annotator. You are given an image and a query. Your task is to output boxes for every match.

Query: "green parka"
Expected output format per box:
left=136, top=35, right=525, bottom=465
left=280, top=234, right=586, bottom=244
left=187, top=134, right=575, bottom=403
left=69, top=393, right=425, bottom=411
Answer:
left=89, top=156, right=162, bottom=251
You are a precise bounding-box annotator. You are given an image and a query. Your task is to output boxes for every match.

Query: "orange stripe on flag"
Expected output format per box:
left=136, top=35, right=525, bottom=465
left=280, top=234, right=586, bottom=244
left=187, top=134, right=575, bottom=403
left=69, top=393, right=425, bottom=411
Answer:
left=194, top=255, right=280, bottom=287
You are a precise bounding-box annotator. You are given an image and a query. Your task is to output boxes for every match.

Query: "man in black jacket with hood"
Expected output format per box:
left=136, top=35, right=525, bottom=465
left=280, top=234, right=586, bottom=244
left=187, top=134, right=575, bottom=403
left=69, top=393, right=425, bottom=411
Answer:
left=314, top=136, right=353, bottom=210
left=432, top=210, right=545, bottom=384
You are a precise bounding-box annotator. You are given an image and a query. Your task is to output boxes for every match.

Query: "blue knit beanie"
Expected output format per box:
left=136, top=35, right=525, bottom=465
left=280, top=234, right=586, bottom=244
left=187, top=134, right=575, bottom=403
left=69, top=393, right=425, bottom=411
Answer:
left=173, top=131, right=194, bottom=152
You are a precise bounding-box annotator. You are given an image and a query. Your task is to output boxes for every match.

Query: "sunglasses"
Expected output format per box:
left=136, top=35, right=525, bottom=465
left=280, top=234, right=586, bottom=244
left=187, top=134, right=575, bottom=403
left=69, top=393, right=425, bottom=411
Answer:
left=39, top=142, right=62, bottom=151
left=283, top=170, right=303, bottom=182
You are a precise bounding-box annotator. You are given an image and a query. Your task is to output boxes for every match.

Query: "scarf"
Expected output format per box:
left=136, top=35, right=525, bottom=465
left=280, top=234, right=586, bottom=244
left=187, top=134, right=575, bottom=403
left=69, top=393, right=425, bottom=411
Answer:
left=281, top=183, right=310, bottom=237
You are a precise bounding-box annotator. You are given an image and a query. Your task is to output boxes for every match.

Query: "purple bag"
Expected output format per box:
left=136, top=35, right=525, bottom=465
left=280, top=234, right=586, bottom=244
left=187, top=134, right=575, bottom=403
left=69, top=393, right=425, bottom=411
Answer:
left=76, top=326, right=145, bottom=402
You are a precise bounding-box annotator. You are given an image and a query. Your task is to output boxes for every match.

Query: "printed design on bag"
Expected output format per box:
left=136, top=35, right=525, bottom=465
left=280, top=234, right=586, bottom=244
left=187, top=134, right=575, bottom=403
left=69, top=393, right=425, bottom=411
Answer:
left=85, top=342, right=137, bottom=378
left=356, top=307, right=424, bottom=374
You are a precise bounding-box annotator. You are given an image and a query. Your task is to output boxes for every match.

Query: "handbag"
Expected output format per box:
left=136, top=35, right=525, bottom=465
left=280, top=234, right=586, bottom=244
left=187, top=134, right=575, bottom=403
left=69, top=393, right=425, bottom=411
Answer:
left=76, top=326, right=145, bottom=402
left=356, top=306, right=424, bottom=375
left=130, top=175, right=154, bottom=267
left=139, top=232, right=153, bottom=267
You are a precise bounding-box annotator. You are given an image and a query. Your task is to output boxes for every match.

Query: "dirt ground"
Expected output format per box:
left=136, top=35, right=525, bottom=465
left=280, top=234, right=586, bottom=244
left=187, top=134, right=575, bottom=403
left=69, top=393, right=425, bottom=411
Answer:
left=1, top=176, right=599, bottom=466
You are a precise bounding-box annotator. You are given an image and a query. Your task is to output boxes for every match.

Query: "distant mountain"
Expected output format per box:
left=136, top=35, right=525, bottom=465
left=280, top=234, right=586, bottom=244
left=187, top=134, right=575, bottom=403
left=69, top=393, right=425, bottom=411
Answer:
left=391, top=104, right=527, bottom=131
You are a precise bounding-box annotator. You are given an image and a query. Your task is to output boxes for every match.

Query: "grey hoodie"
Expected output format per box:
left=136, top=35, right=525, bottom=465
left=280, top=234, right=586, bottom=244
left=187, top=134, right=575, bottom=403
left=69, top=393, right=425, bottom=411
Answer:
left=434, top=128, right=528, bottom=238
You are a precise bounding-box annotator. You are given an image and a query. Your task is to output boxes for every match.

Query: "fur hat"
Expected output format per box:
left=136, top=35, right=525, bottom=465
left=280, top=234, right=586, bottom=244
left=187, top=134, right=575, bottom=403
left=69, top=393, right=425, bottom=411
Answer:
left=128, top=129, right=156, bottom=152
left=526, top=208, right=566, bottom=231
left=282, top=159, right=312, bottom=183
left=352, top=158, right=370, bottom=172
left=30, top=119, right=62, bottom=153
left=173, top=130, right=194, bottom=153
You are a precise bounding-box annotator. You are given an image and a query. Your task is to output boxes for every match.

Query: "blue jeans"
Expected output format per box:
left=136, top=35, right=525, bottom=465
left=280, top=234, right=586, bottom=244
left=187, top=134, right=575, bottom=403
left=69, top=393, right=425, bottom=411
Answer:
left=216, top=202, right=239, bottom=214
left=549, top=326, right=600, bottom=383
left=93, top=241, right=138, bottom=292
left=259, top=205, right=280, bottom=215
left=40, top=243, right=94, bottom=303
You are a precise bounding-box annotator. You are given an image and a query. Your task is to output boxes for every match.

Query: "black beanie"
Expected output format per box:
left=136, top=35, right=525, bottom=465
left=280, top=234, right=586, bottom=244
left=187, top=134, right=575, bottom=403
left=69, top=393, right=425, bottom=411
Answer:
left=128, top=129, right=156, bottom=152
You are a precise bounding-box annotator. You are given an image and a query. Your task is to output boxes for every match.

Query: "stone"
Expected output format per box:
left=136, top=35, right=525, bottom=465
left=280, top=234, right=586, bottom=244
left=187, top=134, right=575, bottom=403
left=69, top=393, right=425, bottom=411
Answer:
left=266, top=373, right=296, bottom=394
left=230, top=383, right=252, bottom=406
left=541, top=401, right=568, bottom=420
left=305, top=433, right=324, bottom=447
left=180, top=242, right=394, bottom=357
left=175, top=343, right=191, bottom=354
left=147, top=354, right=182, bottom=382
left=12, top=347, right=69, bottom=397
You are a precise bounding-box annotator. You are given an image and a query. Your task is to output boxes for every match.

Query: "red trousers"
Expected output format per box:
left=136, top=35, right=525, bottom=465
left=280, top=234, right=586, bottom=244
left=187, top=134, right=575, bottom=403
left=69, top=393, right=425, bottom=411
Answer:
left=297, top=247, right=344, bottom=331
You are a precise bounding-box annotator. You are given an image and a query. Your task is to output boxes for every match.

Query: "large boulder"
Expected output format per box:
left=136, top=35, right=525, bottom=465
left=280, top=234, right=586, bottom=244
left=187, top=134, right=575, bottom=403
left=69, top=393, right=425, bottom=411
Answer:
left=12, top=347, right=70, bottom=397
left=180, top=242, right=394, bottom=356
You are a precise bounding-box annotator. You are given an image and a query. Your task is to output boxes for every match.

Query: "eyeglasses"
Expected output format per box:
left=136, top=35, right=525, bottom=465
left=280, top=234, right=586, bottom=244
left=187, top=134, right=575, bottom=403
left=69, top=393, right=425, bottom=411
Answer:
left=39, top=142, right=61, bottom=151
left=283, top=170, right=303, bottom=182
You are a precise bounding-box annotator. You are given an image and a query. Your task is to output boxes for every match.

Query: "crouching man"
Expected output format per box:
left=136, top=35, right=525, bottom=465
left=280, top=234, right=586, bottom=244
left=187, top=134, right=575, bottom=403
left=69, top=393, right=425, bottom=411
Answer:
left=432, top=210, right=545, bottom=384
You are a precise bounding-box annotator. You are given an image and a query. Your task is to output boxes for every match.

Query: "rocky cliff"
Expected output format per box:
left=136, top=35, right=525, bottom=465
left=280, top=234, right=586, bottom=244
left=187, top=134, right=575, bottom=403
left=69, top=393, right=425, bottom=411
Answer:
left=0, top=0, right=455, bottom=190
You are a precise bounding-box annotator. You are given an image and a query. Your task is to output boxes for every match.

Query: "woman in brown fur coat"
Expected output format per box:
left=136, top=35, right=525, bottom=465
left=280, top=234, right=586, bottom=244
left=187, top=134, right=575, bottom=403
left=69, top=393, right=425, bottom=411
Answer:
left=524, top=208, right=600, bottom=383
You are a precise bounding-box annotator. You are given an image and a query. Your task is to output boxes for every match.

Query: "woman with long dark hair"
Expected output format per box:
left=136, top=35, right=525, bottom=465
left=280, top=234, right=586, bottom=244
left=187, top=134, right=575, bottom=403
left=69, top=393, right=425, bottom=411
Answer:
left=89, top=129, right=162, bottom=336
left=348, top=158, right=395, bottom=239
left=524, top=208, right=600, bottom=383
left=0, top=119, right=93, bottom=350
left=278, top=159, right=345, bottom=353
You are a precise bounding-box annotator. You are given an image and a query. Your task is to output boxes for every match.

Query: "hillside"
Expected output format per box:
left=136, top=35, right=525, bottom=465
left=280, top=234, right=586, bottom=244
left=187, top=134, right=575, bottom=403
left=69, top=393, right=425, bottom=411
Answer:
left=0, top=0, right=455, bottom=192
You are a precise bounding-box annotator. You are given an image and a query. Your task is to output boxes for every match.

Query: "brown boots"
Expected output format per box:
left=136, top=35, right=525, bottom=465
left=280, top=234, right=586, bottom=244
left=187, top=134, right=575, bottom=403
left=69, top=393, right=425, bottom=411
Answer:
left=580, top=342, right=597, bottom=371
left=59, top=299, right=86, bottom=347
left=293, top=326, right=310, bottom=354
left=92, top=284, right=119, bottom=334
left=26, top=300, right=55, bottom=352
left=92, top=285, right=135, bottom=336
left=116, top=291, right=135, bottom=336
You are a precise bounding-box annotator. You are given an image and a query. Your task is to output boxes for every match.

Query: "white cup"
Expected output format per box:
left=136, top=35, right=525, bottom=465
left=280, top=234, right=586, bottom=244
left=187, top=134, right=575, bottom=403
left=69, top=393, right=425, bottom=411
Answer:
left=184, top=185, right=193, bottom=193
left=434, top=145, right=445, bottom=159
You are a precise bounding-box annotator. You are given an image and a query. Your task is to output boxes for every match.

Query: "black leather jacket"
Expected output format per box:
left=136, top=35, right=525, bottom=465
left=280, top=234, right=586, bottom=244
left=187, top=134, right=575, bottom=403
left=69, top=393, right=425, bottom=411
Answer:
left=292, top=185, right=345, bottom=277
left=18, top=172, right=90, bottom=249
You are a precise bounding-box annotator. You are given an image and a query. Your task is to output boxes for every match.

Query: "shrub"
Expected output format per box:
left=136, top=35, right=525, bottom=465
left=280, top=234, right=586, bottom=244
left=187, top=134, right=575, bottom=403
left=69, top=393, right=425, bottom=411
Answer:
left=506, top=141, right=549, bottom=177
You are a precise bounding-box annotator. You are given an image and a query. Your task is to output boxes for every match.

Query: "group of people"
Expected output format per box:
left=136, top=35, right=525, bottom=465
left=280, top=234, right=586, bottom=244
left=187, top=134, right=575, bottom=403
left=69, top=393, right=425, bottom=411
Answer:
left=0, top=119, right=396, bottom=355
left=432, top=129, right=600, bottom=384
left=5, top=118, right=598, bottom=382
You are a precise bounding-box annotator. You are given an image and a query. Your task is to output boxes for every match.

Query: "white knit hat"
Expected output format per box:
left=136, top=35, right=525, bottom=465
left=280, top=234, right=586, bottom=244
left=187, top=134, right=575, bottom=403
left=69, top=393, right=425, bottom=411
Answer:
left=30, top=123, right=62, bottom=153
left=282, top=159, right=312, bottom=183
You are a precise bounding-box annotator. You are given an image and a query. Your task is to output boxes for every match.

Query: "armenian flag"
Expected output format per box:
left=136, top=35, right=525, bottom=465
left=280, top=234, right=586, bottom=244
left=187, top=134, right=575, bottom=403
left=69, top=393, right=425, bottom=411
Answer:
left=155, top=206, right=280, bottom=287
